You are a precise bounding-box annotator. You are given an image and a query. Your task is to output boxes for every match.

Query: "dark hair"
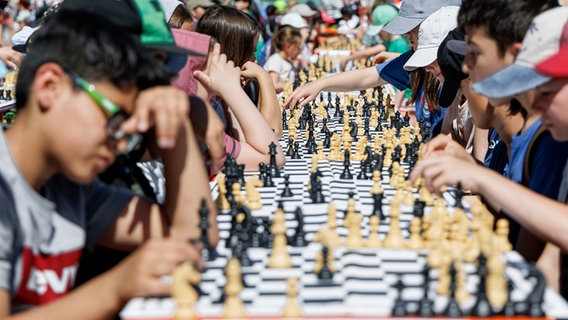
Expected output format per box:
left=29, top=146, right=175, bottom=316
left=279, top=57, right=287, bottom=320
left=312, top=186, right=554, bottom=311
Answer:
left=16, top=10, right=171, bottom=110
left=458, top=0, right=558, bottom=56
left=196, top=5, right=261, bottom=67
left=266, top=4, right=277, bottom=16
left=340, top=6, right=354, bottom=17
left=407, top=68, right=440, bottom=111
left=168, top=4, right=193, bottom=29
left=270, top=26, right=302, bottom=55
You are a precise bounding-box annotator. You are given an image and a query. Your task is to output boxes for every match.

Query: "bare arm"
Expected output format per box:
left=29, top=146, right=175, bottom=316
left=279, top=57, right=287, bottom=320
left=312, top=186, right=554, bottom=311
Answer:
left=241, top=62, right=282, bottom=138
left=340, top=44, right=386, bottom=71
left=284, top=66, right=386, bottom=109
left=268, top=71, right=285, bottom=94
left=3, top=239, right=198, bottom=320
left=194, top=44, right=285, bottom=170
left=99, top=118, right=219, bottom=250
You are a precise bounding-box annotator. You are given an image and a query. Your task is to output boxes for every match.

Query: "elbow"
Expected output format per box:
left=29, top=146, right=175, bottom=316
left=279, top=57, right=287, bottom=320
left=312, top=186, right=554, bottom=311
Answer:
left=273, top=126, right=283, bottom=139
left=277, top=153, right=286, bottom=168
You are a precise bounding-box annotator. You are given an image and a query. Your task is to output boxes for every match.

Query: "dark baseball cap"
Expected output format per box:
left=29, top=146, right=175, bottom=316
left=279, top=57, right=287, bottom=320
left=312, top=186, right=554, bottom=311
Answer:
left=383, top=0, right=462, bottom=35
left=59, top=0, right=205, bottom=58
left=438, top=28, right=468, bottom=108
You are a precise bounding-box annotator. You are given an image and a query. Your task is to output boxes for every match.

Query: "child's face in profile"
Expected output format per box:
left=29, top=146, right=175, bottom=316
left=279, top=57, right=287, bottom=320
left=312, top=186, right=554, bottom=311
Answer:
left=285, top=41, right=302, bottom=60
left=463, top=28, right=518, bottom=107
left=463, top=28, right=517, bottom=85
left=534, top=78, right=568, bottom=141
left=59, top=75, right=138, bottom=183
left=425, top=60, right=443, bottom=82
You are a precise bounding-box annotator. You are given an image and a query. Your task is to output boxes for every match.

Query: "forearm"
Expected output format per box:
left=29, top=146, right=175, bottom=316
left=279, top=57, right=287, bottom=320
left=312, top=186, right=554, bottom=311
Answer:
left=255, top=75, right=282, bottom=138
left=349, top=45, right=386, bottom=62
left=162, top=119, right=219, bottom=245
left=473, top=172, right=568, bottom=251
left=10, top=272, right=123, bottom=320
left=221, top=87, right=280, bottom=154
left=319, top=67, right=385, bottom=92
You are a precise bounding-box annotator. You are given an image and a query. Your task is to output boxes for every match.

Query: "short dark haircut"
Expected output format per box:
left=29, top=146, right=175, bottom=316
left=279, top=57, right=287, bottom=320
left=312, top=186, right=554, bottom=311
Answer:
left=16, top=9, right=171, bottom=110
left=458, top=0, right=558, bottom=56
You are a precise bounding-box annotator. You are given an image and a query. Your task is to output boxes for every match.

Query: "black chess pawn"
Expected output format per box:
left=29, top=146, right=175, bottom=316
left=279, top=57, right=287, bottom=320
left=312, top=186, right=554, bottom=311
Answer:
left=413, top=201, right=426, bottom=218
left=264, top=170, right=275, bottom=187
left=281, top=174, right=294, bottom=198
left=268, top=142, right=281, bottom=178
left=357, top=161, right=369, bottom=180
left=454, top=181, right=465, bottom=209
left=306, top=133, right=318, bottom=154
left=376, top=121, right=382, bottom=132
left=317, top=246, right=334, bottom=280
left=237, top=164, right=246, bottom=187
left=363, top=118, right=371, bottom=140
left=391, top=279, right=407, bottom=317
left=261, top=217, right=272, bottom=248
left=372, top=193, right=384, bottom=219
left=310, top=178, right=325, bottom=203
left=323, top=130, right=332, bottom=148
left=292, top=207, right=307, bottom=247
left=502, top=279, right=516, bottom=317
left=443, top=264, right=463, bottom=317
left=199, top=199, right=217, bottom=261
left=526, top=263, right=546, bottom=317
left=258, top=162, right=267, bottom=184
left=364, top=152, right=374, bottom=175
left=282, top=110, right=288, bottom=130
left=291, top=141, right=302, bottom=159
left=285, top=138, right=294, bottom=156
left=320, top=118, right=329, bottom=134
left=471, top=253, right=493, bottom=317
left=418, top=263, right=435, bottom=317
left=340, top=150, right=353, bottom=180
left=404, top=143, right=413, bottom=164
left=403, top=112, right=411, bottom=127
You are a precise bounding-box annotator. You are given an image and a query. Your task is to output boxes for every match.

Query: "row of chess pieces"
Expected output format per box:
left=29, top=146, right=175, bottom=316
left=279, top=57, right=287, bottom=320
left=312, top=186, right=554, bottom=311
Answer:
left=166, top=57, right=540, bottom=319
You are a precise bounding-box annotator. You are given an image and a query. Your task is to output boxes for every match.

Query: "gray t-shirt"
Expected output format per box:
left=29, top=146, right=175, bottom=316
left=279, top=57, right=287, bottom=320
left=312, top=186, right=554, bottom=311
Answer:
left=0, top=131, right=134, bottom=311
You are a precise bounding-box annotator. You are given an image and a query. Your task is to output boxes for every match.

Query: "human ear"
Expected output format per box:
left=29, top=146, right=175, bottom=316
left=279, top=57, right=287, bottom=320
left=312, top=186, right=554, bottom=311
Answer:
left=511, top=42, right=522, bottom=56
left=33, top=63, right=66, bottom=112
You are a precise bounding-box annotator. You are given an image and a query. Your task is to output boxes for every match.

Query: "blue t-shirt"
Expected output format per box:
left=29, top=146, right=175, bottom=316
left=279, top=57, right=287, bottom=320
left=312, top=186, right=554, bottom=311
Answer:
left=506, top=117, right=568, bottom=197
left=504, top=118, right=568, bottom=246
left=376, top=50, right=444, bottom=129
left=484, top=128, right=509, bottom=175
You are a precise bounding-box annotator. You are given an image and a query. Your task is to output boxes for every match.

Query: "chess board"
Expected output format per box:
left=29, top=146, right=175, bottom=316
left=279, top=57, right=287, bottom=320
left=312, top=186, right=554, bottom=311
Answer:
left=120, top=90, right=568, bottom=319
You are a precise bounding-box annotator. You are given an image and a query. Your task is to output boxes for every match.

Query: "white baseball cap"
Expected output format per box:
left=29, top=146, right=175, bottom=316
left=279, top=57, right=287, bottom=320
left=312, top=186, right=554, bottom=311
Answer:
left=403, top=6, right=460, bottom=71
left=280, top=12, right=309, bottom=29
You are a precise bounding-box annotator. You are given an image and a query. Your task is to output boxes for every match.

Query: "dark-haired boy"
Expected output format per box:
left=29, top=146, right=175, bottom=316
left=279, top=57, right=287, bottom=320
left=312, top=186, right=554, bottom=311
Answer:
left=425, top=0, right=568, bottom=292
left=0, top=8, right=207, bottom=318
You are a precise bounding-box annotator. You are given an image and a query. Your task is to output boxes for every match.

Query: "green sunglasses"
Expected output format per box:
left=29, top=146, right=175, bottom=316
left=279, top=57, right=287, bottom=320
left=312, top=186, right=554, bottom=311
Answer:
left=66, top=69, right=142, bottom=154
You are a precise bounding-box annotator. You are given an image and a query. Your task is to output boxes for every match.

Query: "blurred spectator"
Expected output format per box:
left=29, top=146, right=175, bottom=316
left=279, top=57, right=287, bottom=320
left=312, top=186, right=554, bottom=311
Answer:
left=187, top=0, right=215, bottom=22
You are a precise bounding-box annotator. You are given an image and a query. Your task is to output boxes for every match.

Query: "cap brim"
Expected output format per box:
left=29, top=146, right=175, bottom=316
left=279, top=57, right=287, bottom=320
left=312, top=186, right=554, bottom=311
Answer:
left=472, top=64, right=551, bottom=99
left=12, top=44, right=26, bottom=53
left=447, top=39, right=467, bottom=56
left=403, top=47, right=437, bottom=71
left=382, top=15, right=422, bottom=35
left=536, top=45, right=568, bottom=78
left=366, top=24, right=383, bottom=36
left=145, top=43, right=206, bottom=57
left=439, top=76, right=460, bottom=107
